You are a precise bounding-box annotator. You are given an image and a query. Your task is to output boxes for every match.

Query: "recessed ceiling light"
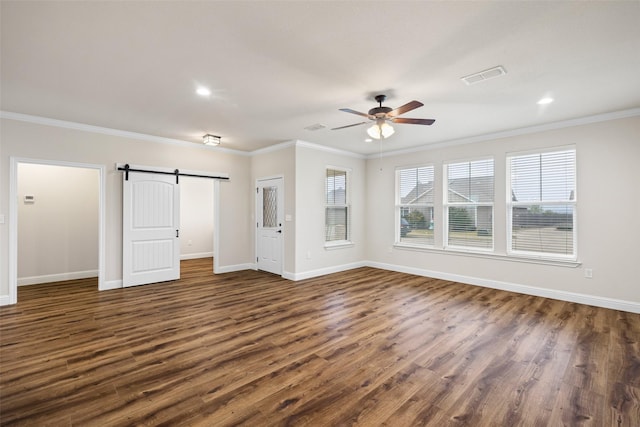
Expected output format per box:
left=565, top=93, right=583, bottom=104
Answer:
left=196, top=87, right=211, bottom=97
left=537, top=97, right=554, bottom=105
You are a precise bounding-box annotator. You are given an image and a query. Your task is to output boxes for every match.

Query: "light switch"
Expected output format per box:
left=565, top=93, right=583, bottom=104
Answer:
left=0, top=214, right=4, bottom=224
left=285, top=214, right=293, bottom=221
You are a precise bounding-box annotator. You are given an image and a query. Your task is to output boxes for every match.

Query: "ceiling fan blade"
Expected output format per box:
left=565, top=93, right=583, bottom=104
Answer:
left=391, top=117, right=436, bottom=125
left=387, top=101, right=424, bottom=117
left=339, top=108, right=373, bottom=119
left=331, top=121, right=368, bottom=130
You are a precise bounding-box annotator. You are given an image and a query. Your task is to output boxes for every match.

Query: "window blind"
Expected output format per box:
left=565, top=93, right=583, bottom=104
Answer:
left=325, top=168, right=349, bottom=242
left=445, top=159, right=494, bottom=249
left=508, top=149, right=576, bottom=258
left=397, top=166, right=435, bottom=246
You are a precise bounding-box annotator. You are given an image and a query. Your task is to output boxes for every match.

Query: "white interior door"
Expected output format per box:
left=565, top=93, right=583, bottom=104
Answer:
left=123, top=171, right=180, bottom=287
left=256, top=177, right=284, bottom=275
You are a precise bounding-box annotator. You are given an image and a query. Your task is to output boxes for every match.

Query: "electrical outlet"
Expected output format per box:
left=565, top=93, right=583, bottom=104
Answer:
left=306, top=251, right=311, bottom=259
left=188, top=240, right=193, bottom=246
left=584, top=268, right=593, bottom=279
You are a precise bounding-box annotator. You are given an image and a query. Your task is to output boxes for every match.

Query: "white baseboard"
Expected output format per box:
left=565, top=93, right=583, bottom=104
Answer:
left=0, top=295, right=11, bottom=306
left=100, top=280, right=122, bottom=291
left=180, top=252, right=214, bottom=260
left=27, top=260, right=635, bottom=314
left=281, top=271, right=296, bottom=280
left=216, top=263, right=256, bottom=274
left=18, top=270, right=99, bottom=286
left=367, top=261, right=640, bottom=314
left=100, top=263, right=255, bottom=291
left=283, top=261, right=367, bottom=281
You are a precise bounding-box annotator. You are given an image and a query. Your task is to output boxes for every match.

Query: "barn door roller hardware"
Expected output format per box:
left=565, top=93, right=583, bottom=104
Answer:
left=118, top=164, right=230, bottom=182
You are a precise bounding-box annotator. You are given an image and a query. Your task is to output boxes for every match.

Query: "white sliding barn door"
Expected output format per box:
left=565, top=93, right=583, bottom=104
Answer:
left=123, top=172, right=180, bottom=287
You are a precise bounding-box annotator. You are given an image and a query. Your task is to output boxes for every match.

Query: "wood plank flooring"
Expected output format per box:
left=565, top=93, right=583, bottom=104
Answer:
left=1, top=258, right=639, bottom=426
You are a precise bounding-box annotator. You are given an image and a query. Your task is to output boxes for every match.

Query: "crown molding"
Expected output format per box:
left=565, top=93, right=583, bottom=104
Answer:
left=0, top=111, right=251, bottom=156
left=367, top=107, right=640, bottom=159
left=0, top=111, right=365, bottom=159
left=249, top=139, right=365, bottom=159
left=4, top=108, right=638, bottom=161
left=249, top=140, right=297, bottom=156
left=294, top=140, right=366, bottom=159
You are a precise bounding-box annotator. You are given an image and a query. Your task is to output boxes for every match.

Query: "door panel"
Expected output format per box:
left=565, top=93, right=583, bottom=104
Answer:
left=123, top=172, right=180, bottom=287
left=257, top=178, right=283, bottom=275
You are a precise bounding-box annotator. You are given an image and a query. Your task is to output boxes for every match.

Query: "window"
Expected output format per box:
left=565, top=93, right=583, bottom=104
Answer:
left=397, top=166, right=435, bottom=246
left=444, top=159, right=494, bottom=250
left=508, top=148, right=576, bottom=259
left=325, top=168, right=350, bottom=243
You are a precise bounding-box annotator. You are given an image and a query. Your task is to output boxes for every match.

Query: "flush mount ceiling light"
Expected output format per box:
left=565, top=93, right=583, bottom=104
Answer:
left=203, top=134, right=221, bottom=146
left=367, top=120, right=395, bottom=139
left=537, top=97, right=554, bottom=105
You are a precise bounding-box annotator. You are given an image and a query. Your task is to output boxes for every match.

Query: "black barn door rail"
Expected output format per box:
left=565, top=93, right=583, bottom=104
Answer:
left=118, top=164, right=230, bottom=183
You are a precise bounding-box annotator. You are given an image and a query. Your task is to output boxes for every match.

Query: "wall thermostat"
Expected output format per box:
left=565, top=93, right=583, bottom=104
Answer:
left=24, top=194, right=35, bottom=204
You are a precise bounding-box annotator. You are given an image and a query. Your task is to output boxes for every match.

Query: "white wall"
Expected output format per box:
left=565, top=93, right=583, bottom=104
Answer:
left=3, top=113, right=638, bottom=313
left=17, top=163, right=99, bottom=284
left=365, top=115, right=640, bottom=309
left=250, top=141, right=366, bottom=279
left=0, top=117, right=253, bottom=300
left=294, top=143, right=366, bottom=278
left=180, top=176, right=214, bottom=259
left=251, top=143, right=296, bottom=273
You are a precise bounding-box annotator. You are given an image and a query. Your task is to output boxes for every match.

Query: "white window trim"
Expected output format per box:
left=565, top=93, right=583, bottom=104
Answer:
left=390, top=150, right=579, bottom=267
left=506, top=148, right=577, bottom=261
left=395, top=165, right=435, bottom=246
left=324, top=166, right=352, bottom=247
left=324, top=241, right=355, bottom=250
left=392, top=242, right=581, bottom=268
left=443, top=158, right=495, bottom=253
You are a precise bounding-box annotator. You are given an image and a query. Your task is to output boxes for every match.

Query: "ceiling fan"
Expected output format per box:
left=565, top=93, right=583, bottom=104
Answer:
left=332, top=94, right=435, bottom=139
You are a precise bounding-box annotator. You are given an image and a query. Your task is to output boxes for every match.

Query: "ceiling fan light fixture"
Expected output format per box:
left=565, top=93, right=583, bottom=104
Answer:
left=203, top=134, right=221, bottom=146
left=367, top=122, right=395, bottom=139
left=333, top=94, right=433, bottom=138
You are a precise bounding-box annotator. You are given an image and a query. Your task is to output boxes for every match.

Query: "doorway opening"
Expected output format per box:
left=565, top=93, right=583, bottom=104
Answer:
left=180, top=176, right=215, bottom=263
left=9, top=158, right=105, bottom=304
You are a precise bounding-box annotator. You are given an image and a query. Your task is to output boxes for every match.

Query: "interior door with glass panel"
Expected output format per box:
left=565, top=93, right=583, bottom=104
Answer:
left=256, top=177, right=284, bottom=275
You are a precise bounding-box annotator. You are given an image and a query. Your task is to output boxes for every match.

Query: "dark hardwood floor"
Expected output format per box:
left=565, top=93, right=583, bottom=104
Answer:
left=1, top=258, right=639, bottom=426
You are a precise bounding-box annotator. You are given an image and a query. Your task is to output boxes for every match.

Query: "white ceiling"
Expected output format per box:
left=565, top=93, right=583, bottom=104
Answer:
left=2, top=1, right=639, bottom=155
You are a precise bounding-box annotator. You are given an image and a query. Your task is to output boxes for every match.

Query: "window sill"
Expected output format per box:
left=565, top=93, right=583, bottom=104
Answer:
left=324, top=241, right=355, bottom=250
left=392, top=243, right=581, bottom=268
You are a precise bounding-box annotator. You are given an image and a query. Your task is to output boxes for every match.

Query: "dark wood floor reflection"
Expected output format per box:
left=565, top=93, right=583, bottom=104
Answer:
left=1, top=258, right=639, bottom=426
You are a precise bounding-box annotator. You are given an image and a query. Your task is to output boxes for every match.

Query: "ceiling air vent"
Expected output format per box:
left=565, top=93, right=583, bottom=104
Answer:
left=304, top=123, right=327, bottom=131
left=461, top=66, right=507, bottom=85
